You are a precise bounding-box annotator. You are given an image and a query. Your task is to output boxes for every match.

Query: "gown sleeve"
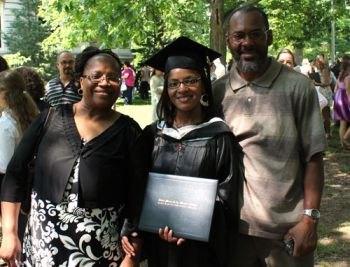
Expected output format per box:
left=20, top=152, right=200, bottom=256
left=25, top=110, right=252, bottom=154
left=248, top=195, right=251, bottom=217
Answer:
left=210, top=132, right=244, bottom=266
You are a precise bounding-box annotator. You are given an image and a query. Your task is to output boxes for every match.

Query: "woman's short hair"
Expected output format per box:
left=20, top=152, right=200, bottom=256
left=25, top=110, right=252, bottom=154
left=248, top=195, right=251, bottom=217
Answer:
left=123, top=61, right=131, bottom=68
left=75, top=46, right=122, bottom=79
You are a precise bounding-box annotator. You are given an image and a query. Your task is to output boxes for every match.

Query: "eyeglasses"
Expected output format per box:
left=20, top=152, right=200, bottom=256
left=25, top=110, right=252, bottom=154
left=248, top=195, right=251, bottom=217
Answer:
left=168, top=77, right=201, bottom=89
left=228, top=29, right=269, bottom=43
left=82, top=73, right=121, bottom=84
left=60, top=60, right=74, bottom=65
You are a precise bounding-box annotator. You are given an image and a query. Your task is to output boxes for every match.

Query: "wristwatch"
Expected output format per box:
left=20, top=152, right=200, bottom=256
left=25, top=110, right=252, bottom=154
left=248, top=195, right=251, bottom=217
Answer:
left=303, top=209, right=321, bottom=220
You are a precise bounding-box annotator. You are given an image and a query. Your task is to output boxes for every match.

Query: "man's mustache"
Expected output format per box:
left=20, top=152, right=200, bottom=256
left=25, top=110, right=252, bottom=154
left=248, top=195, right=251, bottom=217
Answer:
left=239, top=47, right=256, bottom=53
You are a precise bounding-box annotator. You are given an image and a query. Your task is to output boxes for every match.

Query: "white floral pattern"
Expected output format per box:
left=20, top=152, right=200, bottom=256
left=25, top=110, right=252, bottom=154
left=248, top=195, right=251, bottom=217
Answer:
left=22, top=156, right=123, bottom=266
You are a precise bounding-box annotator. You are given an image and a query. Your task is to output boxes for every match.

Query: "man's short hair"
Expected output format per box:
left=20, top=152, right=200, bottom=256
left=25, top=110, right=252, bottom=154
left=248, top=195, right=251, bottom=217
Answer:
left=225, top=6, right=269, bottom=33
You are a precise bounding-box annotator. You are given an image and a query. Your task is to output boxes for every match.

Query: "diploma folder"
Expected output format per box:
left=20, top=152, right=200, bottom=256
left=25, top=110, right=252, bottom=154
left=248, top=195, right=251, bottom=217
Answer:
left=138, top=172, right=218, bottom=242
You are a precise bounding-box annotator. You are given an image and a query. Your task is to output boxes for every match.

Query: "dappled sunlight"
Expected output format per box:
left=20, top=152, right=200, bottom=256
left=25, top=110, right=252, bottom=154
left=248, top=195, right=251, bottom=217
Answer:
left=338, top=223, right=350, bottom=239
left=317, top=143, right=350, bottom=264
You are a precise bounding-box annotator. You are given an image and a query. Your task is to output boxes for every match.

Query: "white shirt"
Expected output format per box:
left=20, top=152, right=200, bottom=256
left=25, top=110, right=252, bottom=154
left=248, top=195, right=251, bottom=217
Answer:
left=0, top=111, right=21, bottom=173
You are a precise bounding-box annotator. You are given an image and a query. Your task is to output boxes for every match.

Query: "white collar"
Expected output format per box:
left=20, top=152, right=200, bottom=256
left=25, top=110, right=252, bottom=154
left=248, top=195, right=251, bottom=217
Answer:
left=158, top=117, right=224, bottom=140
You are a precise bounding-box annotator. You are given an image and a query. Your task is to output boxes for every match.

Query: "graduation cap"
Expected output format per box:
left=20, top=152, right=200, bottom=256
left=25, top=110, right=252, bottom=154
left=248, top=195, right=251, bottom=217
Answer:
left=144, top=36, right=221, bottom=75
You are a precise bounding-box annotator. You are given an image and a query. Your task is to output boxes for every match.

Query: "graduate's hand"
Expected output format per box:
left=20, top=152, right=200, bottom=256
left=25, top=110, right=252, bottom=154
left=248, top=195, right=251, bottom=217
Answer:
left=159, top=226, right=185, bottom=246
left=121, top=232, right=139, bottom=258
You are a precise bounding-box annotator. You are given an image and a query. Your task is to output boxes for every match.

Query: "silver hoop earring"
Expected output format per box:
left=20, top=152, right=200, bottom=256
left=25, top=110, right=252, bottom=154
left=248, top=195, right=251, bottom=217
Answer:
left=200, top=94, right=209, bottom=107
left=78, top=88, right=83, bottom=96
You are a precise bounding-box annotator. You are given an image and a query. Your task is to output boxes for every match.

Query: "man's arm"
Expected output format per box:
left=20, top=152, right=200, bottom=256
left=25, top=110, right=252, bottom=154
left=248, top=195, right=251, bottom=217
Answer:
left=303, top=152, right=324, bottom=210
left=285, top=152, right=324, bottom=257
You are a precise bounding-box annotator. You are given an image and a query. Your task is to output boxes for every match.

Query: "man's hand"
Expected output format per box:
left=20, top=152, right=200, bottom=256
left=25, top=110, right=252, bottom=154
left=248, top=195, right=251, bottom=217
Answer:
left=284, top=216, right=318, bottom=257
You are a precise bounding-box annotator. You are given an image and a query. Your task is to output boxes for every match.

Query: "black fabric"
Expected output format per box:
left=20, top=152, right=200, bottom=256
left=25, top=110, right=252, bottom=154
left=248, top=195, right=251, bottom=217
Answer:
left=1, top=104, right=141, bottom=209
left=144, top=36, right=221, bottom=74
left=127, top=120, right=243, bottom=267
left=21, top=107, right=54, bottom=215
left=308, top=71, right=321, bottom=84
left=0, top=172, right=4, bottom=205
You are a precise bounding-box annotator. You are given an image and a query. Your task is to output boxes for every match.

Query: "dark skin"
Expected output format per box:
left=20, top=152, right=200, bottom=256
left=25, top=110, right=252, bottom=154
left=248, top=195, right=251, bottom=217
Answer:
left=56, top=52, right=75, bottom=87
left=0, top=55, right=134, bottom=267
left=227, top=10, right=324, bottom=257
left=226, top=11, right=273, bottom=82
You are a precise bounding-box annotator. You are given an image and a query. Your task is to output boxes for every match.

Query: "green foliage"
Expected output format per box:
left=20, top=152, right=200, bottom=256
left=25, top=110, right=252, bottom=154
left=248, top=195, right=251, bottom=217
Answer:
left=2, top=0, right=57, bottom=80
left=37, top=0, right=349, bottom=68
left=259, top=0, right=349, bottom=59
left=39, top=0, right=210, bottom=63
left=3, top=53, right=31, bottom=68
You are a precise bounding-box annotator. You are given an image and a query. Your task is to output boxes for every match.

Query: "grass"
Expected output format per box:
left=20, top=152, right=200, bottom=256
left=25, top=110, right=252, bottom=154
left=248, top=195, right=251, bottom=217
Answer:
left=1, top=100, right=349, bottom=266
left=315, top=124, right=350, bottom=266
left=114, top=94, right=153, bottom=129
left=116, top=99, right=350, bottom=266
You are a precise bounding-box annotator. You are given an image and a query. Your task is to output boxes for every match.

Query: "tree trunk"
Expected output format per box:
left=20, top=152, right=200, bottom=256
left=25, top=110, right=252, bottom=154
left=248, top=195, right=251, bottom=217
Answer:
left=210, top=0, right=226, bottom=65
left=294, top=46, right=303, bottom=66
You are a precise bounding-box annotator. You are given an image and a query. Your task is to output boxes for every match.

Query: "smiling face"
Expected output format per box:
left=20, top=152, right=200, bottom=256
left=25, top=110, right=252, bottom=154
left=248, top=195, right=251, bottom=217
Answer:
left=167, top=68, right=203, bottom=116
left=227, top=10, right=272, bottom=75
left=80, top=56, right=121, bottom=109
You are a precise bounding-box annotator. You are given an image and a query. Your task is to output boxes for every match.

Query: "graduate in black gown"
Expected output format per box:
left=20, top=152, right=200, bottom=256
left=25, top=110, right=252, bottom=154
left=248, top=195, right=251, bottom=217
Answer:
left=122, top=37, right=243, bottom=267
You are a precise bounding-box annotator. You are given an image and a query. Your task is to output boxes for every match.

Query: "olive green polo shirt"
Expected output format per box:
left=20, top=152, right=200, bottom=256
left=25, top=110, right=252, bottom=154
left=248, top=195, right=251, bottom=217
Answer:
left=213, top=58, right=326, bottom=239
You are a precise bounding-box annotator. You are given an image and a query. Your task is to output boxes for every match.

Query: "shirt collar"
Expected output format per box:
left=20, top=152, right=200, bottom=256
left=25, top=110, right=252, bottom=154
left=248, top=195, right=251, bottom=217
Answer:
left=228, top=57, right=282, bottom=91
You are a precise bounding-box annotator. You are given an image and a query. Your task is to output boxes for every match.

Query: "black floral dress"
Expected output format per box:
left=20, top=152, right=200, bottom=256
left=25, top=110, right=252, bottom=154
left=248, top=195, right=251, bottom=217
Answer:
left=22, top=143, right=124, bottom=267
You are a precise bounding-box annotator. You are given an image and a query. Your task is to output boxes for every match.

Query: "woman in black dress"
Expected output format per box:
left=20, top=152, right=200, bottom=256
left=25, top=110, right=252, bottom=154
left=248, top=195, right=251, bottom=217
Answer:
left=0, top=47, right=141, bottom=266
left=122, top=37, right=243, bottom=267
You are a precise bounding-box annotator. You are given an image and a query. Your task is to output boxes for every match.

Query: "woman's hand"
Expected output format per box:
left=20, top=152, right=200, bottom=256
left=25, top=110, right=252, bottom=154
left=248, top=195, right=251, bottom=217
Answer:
left=0, top=202, right=22, bottom=266
left=121, top=232, right=142, bottom=258
left=159, top=226, right=185, bottom=246
left=0, top=232, right=22, bottom=267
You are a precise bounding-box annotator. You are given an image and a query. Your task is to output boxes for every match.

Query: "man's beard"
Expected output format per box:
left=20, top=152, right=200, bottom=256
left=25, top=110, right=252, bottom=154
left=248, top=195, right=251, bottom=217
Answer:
left=229, top=47, right=267, bottom=73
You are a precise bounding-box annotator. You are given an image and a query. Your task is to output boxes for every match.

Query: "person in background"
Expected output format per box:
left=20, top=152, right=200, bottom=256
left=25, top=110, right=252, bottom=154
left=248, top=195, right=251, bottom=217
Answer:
left=0, top=56, right=10, bottom=72
left=333, top=55, right=350, bottom=150
left=122, top=61, right=135, bottom=105
left=0, top=69, right=38, bottom=195
left=0, top=47, right=141, bottom=266
left=277, top=49, right=296, bottom=68
left=213, top=6, right=326, bottom=266
left=315, top=57, right=333, bottom=138
left=139, top=64, right=150, bottom=99
left=16, top=67, right=49, bottom=112
left=45, top=51, right=81, bottom=107
left=122, top=36, right=242, bottom=267
left=331, top=57, right=341, bottom=79
left=150, top=68, right=164, bottom=122
left=276, top=48, right=305, bottom=73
